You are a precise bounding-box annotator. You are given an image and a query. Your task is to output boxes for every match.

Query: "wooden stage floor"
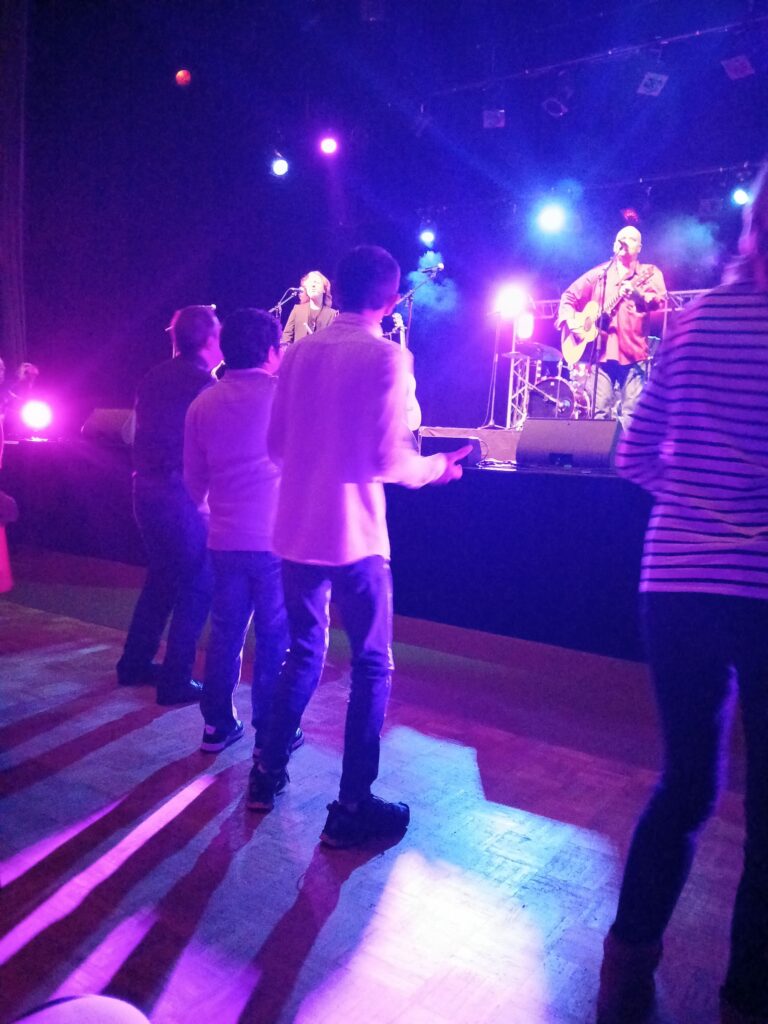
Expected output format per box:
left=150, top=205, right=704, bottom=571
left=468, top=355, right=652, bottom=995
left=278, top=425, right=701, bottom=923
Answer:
left=0, top=549, right=746, bottom=1024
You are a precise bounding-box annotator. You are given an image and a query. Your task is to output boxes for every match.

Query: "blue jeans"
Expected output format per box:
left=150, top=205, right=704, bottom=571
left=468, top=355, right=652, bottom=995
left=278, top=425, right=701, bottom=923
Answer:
left=613, top=591, right=768, bottom=1017
left=201, top=550, right=289, bottom=738
left=261, top=556, right=394, bottom=805
left=118, top=474, right=212, bottom=689
left=585, top=361, right=646, bottom=428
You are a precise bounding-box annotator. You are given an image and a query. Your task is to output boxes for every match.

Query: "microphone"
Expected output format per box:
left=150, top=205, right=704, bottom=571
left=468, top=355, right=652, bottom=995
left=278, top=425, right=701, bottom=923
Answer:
left=287, top=286, right=302, bottom=294
left=419, top=262, right=445, bottom=274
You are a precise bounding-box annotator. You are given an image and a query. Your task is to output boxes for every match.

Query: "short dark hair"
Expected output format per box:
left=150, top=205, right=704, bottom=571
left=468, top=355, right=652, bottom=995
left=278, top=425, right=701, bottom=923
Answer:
left=335, top=245, right=400, bottom=313
left=169, top=305, right=219, bottom=358
left=220, top=308, right=280, bottom=370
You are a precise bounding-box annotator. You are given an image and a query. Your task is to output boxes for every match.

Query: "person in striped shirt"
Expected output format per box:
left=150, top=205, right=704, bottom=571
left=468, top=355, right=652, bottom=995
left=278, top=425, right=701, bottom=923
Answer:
left=597, top=164, right=768, bottom=1024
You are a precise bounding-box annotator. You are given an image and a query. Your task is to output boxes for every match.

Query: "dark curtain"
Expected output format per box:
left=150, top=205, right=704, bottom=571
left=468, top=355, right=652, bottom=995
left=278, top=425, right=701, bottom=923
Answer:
left=0, top=0, right=28, bottom=370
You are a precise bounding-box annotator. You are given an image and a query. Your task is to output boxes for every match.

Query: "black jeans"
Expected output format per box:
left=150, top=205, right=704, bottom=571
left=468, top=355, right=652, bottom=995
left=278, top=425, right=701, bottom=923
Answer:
left=118, top=474, right=212, bottom=689
left=612, top=591, right=768, bottom=1016
left=260, top=556, right=394, bottom=804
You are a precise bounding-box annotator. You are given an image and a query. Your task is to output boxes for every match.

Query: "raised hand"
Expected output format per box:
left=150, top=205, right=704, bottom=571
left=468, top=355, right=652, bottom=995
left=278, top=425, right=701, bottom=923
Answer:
left=434, top=444, right=474, bottom=484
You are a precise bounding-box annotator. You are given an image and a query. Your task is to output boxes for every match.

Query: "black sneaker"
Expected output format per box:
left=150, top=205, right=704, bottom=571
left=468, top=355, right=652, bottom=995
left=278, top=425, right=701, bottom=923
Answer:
left=253, top=727, right=305, bottom=761
left=200, top=719, right=244, bottom=753
left=156, top=679, right=203, bottom=706
left=246, top=765, right=289, bottom=812
left=320, top=795, right=410, bottom=849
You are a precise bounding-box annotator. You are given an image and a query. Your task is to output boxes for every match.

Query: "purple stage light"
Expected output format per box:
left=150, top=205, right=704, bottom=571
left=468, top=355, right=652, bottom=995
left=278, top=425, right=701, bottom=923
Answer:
left=20, top=399, right=53, bottom=431
left=493, top=284, right=532, bottom=322
left=319, top=136, right=339, bottom=156
left=516, top=311, right=535, bottom=340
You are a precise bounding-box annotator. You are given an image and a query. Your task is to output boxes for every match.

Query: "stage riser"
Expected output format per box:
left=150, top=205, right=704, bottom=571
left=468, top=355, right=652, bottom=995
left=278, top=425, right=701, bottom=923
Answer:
left=387, top=468, right=650, bottom=660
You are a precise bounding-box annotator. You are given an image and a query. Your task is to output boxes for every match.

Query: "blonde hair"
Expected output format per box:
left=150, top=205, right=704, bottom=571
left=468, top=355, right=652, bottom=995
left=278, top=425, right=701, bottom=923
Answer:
left=738, top=162, right=768, bottom=290
left=300, top=270, right=333, bottom=306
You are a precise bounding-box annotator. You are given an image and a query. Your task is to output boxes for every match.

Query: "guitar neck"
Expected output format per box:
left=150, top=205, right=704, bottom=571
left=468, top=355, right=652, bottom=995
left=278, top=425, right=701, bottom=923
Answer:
left=605, top=265, right=653, bottom=318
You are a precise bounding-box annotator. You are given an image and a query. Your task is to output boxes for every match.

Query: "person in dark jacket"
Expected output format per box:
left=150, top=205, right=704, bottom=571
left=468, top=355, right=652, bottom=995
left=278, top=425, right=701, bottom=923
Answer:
left=117, top=305, right=222, bottom=705
left=281, top=270, right=337, bottom=343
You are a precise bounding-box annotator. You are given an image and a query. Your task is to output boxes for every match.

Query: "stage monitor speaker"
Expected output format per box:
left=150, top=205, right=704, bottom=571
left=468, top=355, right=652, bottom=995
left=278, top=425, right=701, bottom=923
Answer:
left=419, top=434, right=483, bottom=467
left=516, top=419, right=620, bottom=471
left=81, top=408, right=135, bottom=445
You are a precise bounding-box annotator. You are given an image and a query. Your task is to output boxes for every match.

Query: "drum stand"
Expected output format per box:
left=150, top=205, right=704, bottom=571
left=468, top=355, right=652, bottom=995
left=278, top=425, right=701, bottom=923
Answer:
left=525, top=366, right=578, bottom=420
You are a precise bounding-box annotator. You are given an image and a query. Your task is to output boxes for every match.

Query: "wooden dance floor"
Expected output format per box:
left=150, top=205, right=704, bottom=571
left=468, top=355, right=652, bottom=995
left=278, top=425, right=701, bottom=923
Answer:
left=0, top=549, right=745, bottom=1024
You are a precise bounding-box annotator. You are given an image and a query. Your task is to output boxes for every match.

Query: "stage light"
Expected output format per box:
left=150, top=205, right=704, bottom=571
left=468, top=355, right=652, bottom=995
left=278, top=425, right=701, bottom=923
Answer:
left=637, top=71, right=668, bottom=96
left=541, top=96, right=568, bottom=119
left=20, top=399, right=53, bottom=431
left=536, top=203, right=567, bottom=234
left=494, top=284, right=532, bottom=322
left=516, top=311, right=535, bottom=340
left=271, top=155, right=289, bottom=177
left=541, top=71, right=573, bottom=119
left=175, top=69, right=192, bottom=87
left=319, top=136, right=338, bottom=156
left=722, top=55, right=755, bottom=81
left=482, top=108, right=506, bottom=129
left=419, top=227, right=436, bottom=248
left=732, top=187, right=751, bottom=207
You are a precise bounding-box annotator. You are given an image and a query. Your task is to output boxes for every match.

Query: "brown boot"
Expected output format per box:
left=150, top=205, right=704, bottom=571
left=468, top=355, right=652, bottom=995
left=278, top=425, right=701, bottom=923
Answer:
left=596, top=930, right=662, bottom=1024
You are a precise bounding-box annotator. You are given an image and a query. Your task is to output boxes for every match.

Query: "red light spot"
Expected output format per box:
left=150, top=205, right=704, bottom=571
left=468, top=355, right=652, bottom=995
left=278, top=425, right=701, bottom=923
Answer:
left=175, top=69, right=192, bottom=87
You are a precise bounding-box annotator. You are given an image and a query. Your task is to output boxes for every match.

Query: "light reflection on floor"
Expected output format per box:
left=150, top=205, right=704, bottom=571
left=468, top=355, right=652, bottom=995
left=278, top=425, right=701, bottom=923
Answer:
left=1, top=601, right=740, bottom=1023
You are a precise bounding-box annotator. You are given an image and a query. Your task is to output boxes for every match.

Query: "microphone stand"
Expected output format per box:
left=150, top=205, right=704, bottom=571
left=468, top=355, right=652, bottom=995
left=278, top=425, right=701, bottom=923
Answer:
left=588, top=254, right=615, bottom=419
left=268, top=287, right=300, bottom=319
left=394, top=268, right=441, bottom=348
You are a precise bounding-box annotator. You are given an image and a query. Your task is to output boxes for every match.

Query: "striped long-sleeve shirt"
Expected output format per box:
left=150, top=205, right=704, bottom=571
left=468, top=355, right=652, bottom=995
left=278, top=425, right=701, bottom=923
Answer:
left=615, top=277, right=768, bottom=599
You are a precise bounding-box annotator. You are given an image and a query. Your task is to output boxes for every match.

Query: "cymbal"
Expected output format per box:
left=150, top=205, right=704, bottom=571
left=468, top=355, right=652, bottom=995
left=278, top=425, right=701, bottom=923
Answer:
left=504, top=341, right=562, bottom=362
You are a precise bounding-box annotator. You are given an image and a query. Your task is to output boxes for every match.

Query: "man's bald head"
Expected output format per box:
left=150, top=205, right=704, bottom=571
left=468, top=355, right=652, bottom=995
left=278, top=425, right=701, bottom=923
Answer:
left=614, top=226, right=642, bottom=258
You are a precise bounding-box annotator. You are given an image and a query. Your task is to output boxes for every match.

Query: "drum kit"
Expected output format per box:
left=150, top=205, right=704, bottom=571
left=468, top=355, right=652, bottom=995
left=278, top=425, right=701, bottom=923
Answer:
left=504, top=340, right=592, bottom=424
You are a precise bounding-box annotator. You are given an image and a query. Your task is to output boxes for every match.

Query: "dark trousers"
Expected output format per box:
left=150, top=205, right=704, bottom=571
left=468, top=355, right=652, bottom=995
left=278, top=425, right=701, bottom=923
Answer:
left=118, top=475, right=212, bottom=689
left=201, top=550, right=289, bottom=739
left=261, top=556, right=394, bottom=805
left=613, top=591, right=768, bottom=1016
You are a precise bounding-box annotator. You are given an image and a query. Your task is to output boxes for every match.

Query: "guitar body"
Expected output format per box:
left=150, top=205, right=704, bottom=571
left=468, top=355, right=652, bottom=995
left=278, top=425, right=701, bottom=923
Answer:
left=560, top=266, right=656, bottom=367
left=561, top=301, right=602, bottom=366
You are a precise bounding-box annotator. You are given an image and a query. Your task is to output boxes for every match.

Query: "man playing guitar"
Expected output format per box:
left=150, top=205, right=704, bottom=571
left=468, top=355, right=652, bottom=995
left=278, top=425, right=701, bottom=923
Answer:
left=556, top=226, right=666, bottom=426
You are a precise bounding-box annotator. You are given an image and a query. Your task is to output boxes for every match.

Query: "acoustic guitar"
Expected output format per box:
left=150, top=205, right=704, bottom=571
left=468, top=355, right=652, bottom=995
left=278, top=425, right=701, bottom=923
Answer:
left=561, top=267, right=655, bottom=366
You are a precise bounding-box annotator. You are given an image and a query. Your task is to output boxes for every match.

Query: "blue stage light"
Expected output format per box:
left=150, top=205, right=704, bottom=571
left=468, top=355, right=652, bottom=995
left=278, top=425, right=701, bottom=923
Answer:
left=271, top=156, right=289, bottom=177
left=419, top=228, right=436, bottom=248
left=536, top=203, right=567, bottom=233
left=732, top=187, right=751, bottom=207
